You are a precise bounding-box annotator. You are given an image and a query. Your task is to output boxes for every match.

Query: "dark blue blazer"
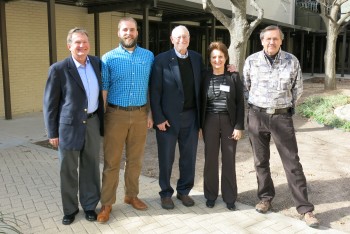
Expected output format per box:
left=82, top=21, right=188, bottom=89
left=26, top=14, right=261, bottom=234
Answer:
left=43, top=55, right=104, bottom=150
left=150, top=49, right=205, bottom=133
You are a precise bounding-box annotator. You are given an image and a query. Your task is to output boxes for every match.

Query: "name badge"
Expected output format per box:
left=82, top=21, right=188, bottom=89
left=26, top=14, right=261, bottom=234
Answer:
left=220, top=84, right=230, bottom=92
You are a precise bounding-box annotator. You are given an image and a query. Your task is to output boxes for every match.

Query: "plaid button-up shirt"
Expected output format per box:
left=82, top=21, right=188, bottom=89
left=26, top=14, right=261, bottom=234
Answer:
left=102, top=44, right=154, bottom=107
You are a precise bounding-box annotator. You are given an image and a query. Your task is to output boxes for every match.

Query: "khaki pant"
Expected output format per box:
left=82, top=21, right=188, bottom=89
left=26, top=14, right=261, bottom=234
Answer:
left=100, top=105, right=147, bottom=205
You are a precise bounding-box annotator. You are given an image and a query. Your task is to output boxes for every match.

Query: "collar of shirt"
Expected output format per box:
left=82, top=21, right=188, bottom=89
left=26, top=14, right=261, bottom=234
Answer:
left=118, top=43, right=138, bottom=54
left=174, top=48, right=188, bottom=59
left=263, top=49, right=281, bottom=65
left=72, top=55, right=90, bottom=68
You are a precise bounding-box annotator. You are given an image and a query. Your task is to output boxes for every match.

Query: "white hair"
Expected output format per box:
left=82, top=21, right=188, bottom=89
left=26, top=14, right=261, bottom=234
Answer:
left=171, top=25, right=190, bottom=37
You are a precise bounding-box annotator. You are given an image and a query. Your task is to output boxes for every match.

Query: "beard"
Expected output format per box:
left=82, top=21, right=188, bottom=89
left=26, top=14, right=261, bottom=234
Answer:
left=120, top=36, right=138, bottom=48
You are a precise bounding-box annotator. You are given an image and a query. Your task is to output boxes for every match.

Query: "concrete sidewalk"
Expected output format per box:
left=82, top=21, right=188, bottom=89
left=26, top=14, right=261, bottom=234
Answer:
left=0, top=112, right=346, bottom=234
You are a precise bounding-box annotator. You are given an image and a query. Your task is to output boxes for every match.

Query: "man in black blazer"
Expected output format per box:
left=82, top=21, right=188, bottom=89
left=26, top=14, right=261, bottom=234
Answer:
left=43, top=28, right=104, bottom=225
left=150, top=25, right=205, bottom=209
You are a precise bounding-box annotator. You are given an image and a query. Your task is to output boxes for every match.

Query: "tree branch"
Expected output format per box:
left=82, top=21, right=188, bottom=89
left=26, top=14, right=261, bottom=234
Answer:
left=202, top=0, right=232, bottom=29
left=338, top=11, right=350, bottom=25
left=340, top=20, right=350, bottom=32
left=246, top=0, right=263, bottom=37
left=229, top=0, right=245, bottom=10
left=317, top=0, right=335, bottom=28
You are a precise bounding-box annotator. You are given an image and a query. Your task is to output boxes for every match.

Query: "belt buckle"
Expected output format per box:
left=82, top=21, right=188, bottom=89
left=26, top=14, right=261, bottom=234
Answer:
left=266, top=108, right=275, bottom=114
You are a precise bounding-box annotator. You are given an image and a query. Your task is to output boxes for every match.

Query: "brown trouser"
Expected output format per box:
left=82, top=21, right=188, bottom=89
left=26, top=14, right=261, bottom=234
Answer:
left=100, top=105, right=147, bottom=205
left=247, top=108, right=314, bottom=214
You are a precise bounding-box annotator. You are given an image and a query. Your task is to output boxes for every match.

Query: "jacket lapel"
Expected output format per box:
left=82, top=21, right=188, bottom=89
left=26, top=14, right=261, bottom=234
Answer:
left=169, top=49, right=183, bottom=92
left=67, top=56, right=85, bottom=91
left=188, top=50, right=200, bottom=97
left=89, top=55, right=102, bottom=85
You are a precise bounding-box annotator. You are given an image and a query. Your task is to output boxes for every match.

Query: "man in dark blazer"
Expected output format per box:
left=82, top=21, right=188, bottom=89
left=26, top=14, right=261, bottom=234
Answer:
left=43, top=28, right=104, bottom=225
left=150, top=25, right=205, bottom=209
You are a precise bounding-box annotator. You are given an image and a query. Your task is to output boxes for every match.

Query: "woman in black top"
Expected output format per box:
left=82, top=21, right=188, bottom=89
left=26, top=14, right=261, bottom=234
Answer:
left=200, top=41, right=245, bottom=210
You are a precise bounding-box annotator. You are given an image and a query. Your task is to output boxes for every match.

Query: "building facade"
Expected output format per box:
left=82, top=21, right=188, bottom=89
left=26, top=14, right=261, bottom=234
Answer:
left=0, top=0, right=345, bottom=118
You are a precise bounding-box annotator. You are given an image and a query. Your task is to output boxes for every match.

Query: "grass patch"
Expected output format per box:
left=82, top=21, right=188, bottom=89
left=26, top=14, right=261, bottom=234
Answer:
left=297, top=94, right=350, bottom=131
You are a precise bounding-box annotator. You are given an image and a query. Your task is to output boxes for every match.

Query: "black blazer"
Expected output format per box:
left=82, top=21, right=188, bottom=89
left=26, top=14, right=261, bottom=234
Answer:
left=43, top=55, right=104, bottom=150
left=150, top=49, right=205, bottom=133
left=200, top=71, right=245, bottom=130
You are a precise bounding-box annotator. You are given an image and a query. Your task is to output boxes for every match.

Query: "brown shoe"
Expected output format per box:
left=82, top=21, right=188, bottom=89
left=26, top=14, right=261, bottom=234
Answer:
left=255, top=200, right=271, bottom=213
left=124, top=196, right=148, bottom=210
left=161, top=197, right=174, bottom=209
left=303, top=212, right=320, bottom=228
left=97, top=205, right=112, bottom=223
left=176, top=194, right=194, bottom=207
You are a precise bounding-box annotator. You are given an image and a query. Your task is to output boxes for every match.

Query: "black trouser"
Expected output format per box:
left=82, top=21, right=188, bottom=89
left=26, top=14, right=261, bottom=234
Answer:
left=203, top=112, right=237, bottom=204
left=247, top=108, right=314, bottom=214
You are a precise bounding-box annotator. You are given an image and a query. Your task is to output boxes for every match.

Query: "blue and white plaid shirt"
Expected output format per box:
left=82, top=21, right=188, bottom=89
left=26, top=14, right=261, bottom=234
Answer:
left=102, top=44, right=154, bottom=107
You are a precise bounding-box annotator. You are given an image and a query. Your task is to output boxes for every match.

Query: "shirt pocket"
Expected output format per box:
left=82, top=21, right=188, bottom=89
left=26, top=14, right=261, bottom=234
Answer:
left=134, top=59, right=149, bottom=66
left=278, top=71, right=292, bottom=91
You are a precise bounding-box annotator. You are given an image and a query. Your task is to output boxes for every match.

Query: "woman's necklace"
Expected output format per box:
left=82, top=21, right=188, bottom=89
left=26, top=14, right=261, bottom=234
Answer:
left=211, top=74, right=225, bottom=98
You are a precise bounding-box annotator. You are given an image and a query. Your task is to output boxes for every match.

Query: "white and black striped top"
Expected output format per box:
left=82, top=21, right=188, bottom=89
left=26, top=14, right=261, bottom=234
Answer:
left=206, top=74, right=228, bottom=114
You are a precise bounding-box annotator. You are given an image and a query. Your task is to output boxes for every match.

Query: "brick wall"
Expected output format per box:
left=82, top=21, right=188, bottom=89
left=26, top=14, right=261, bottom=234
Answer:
left=0, top=1, right=124, bottom=118
left=0, top=39, right=3, bottom=117
left=2, top=1, right=49, bottom=116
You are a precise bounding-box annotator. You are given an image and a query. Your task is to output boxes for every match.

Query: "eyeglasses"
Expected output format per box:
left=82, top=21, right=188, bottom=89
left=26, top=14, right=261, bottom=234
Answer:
left=174, top=35, right=189, bottom=40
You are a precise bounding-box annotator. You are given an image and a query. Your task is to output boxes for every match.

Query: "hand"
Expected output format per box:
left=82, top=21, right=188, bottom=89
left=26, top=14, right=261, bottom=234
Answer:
left=229, top=129, right=243, bottom=141
left=157, top=120, right=170, bottom=131
left=49, top=138, right=59, bottom=148
left=147, top=115, right=154, bottom=129
left=226, top=64, right=237, bottom=72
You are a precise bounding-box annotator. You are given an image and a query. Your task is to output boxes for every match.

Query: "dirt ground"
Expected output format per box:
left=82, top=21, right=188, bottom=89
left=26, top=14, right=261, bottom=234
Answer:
left=140, top=78, right=350, bottom=233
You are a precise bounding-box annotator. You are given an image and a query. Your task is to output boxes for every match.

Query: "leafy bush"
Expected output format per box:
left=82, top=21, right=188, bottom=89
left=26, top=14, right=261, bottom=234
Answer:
left=297, top=94, right=350, bottom=131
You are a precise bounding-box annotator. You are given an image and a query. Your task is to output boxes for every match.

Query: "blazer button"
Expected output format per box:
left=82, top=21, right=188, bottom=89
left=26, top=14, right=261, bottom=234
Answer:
left=83, top=121, right=87, bottom=124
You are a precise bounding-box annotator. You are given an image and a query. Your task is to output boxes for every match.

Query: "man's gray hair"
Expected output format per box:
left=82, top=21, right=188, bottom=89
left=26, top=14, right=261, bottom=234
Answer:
left=67, top=27, right=89, bottom=44
left=260, top=25, right=284, bottom=40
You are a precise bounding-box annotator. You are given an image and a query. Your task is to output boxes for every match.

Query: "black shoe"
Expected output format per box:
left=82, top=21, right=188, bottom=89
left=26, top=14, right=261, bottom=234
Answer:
left=176, top=194, right=194, bottom=207
left=206, top=200, right=215, bottom=208
left=84, top=210, right=97, bottom=221
left=226, top=202, right=236, bottom=211
left=161, top=197, right=175, bottom=209
left=62, top=209, right=79, bottom=225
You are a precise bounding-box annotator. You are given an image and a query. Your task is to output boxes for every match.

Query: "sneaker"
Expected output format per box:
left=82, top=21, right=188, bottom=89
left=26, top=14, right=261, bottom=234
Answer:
left=255, top=200, right=271, bottom=213
left=303, top=212, right=319, bottom=228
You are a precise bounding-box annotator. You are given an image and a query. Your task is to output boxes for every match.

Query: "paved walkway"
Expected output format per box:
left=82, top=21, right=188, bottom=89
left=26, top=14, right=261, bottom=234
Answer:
left=0, top=112, right=346, bottom=234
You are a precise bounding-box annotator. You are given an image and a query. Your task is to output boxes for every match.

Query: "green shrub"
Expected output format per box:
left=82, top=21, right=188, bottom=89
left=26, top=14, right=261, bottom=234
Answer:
left=297, top=94, right=350, bottom=131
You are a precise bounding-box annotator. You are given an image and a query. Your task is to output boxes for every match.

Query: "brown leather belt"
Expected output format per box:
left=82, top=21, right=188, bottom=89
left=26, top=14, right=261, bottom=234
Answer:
left=108, top=103, right=146, bottom=111
left=87, top=110, right=97, bottom=118
left=249, top=104, right=291, bottom=115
